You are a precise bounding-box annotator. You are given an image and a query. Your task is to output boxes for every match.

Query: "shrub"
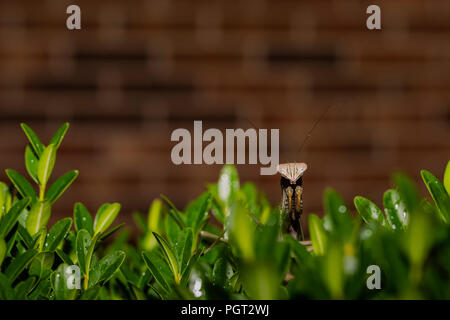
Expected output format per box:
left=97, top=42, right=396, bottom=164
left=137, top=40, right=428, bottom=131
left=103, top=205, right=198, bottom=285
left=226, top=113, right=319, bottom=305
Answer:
left=0, top=123, right=449, bottom=299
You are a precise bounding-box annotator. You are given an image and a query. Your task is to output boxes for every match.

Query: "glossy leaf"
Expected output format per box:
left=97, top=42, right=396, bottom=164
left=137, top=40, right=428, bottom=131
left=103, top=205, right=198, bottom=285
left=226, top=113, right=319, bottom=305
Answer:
left=421, top=170, right=450, bottom=223
left=37, top=144, right=56, bottom=187
left=383, top=189, right=407, bottom=230
left=50, top=122, right=69, bottom=149
left=0, top=237, right=6, bottom=267
left=29, top=252, right=54, bottom=279
left=76, top=229, right=92, bottom=275
left=444, top=160, right=450, bottom=195
left=44, top=218, right=72, bottom=251
left=0, top=197, right=31, bottom=237
left=17, top=225, right=34, bottom=249
left=74, top=202, right=94, bottom=235
left=0, top=182, right=11, bottom=218
left=394, top=173, right=421, bottom=213
left=6, top=169, right=37, bottom=203
left=25, top=145, right=39, bottom=184
left=56, top=249, right=74, bottom=266
left=354, top=196, right=386, bottom=226
left=25, top=200, right=51, bottom=236
left=212, top=258, right=228, bottom=288
left=93, top=203, right=121, bottom=236
left=88, top=250, right=125, bottom=287
left=160, top=194, right=184, bottom=229
left=153, top=232, right=180, bottom=282
left=46, top=170, right=79, bottom=204
left=308, top=214, right=327, bottom=255
left=142, top=251, right=171, bottom=293
left=175, top=228, right=193, bottom=274
left=0, top=274, right=15, bottom=300
left=181, top=247, right=203, bottom=286
left=34, top=227, right=47, bottom=252
left=5, top=249, right=38, bottom=285
left=185, top=192, right=211, bottom=235
left=99, top=223, right=125, bottom=242
left=14, top=277, right=36, bottom=299
left=20, top=123, right=44, bottom=157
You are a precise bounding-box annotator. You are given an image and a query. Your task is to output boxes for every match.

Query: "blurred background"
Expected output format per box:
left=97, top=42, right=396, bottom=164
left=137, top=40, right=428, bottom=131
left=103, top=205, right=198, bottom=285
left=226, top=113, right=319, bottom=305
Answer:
left=0, top=0, right=449, bottom=233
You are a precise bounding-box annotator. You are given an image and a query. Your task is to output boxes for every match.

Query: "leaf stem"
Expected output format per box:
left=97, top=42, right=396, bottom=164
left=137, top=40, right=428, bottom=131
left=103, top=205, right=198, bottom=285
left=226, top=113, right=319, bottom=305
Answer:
left=39, top=184, right=45, bottom=201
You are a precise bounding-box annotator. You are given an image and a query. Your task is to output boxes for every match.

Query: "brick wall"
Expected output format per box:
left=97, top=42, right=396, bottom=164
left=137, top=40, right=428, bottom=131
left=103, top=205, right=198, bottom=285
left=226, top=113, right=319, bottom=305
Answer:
left=0, top=0, right=449, bottom=232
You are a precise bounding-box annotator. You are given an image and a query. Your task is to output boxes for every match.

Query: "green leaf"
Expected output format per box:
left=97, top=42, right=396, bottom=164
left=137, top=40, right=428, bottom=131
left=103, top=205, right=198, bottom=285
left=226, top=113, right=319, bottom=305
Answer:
left=421, top=170, right=450, bottom=223
left=27, top=277, right=51, bottom=300
left=175, top=228, right=194, bottom=274
left=93, top=203, right=121, bottom=236
left=287, top=235, right=311, bottom=266
left=142, top=251, right=171, bottom=293
left=0, top=182, right=11, bottom=218
left=17, top=225, right=34, bottom=249
left=218, top=165, right=240, bottom=205
left=185, top=192, right=211, bottom=235
left=74, top=202, right=94, bottom=235
left=51, top=263, right=78, bottom=300
left=308, top=214, right=327, bottom=255
left=25, top=200, right=51, bottom=236
left=34, top=227, right=47, bottom=251
left=88, top=250, right=126, bottom=287
left=394, top=173, right=421, bottom=213
left=80, top=287, right=100, bottom=300
left=50, top=122, right=69, bottom=149
left=181, top=247, right=203, bottom=286
left=323, top=188, right=353, bottom=241
left=76, top=229, right=91, bottom=275
left=56, top=248, right=74, bottom=265
left=0, top=197, right=31, bottom=237
left=5, top=249, right=38, bottom=284
left=37, top=144, right=57, bottom=187
left=99, top=223, right=125, bottom=242
left=383, top=189, right=407, bottom=230
left=160, top=194, right=185, bottom=229
left=228, top=201, right=255, bottom=261
left=6, top=169, right=37, bottom=203
left=0, top=237, right=6, bottom=267
left=212, top=257, right=228, bottom=288
left=133, top=211, right=147, bottom=233
left=444, top=160, right=450, bottom=196
left=324, top=241, right=344, bottom=299
left=25, top=145, right=39, bottom=184
left=241, top=262, right=279, bottom=299
left=14, top=277, right=36, bottom=299
left=29, top=252, right=54, bottom=279
left=354, top=196, right=386, bottom=226
left=153, top=232, right=180, bottom=282
left=0, top=273, right=15, bottom=300
left=148, top=199, right=163, bottom=231
left=46, top=170, right=79, bottom=204
left=44, top=218, right=72, bottom=251
left=21, top=123, right=44, bottom=157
